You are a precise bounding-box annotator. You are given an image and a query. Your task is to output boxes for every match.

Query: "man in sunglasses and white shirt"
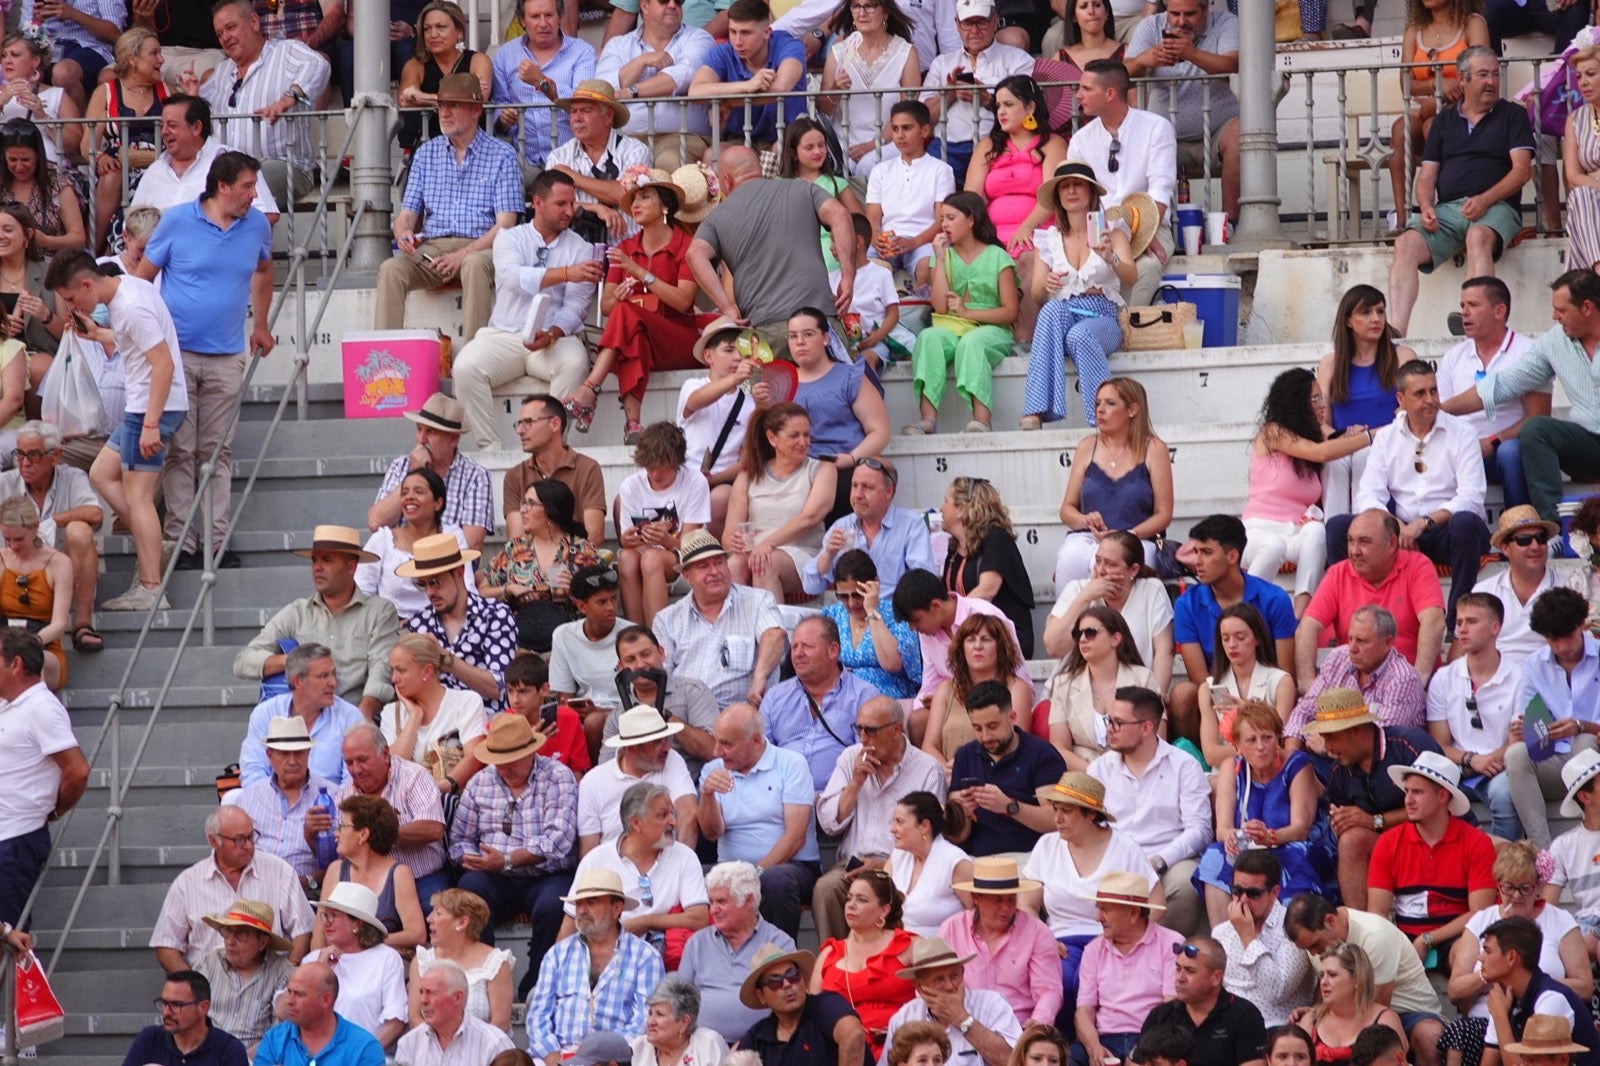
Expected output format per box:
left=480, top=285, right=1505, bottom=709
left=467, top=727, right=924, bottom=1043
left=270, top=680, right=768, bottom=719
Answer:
left=1471, top=507, right=1587, bottom=668
left=1210, top=849, right=1313, bottom=1027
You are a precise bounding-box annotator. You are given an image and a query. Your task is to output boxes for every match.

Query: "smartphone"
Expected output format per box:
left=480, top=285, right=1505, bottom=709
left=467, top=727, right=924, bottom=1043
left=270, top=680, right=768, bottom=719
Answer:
left=539, top=698, right=559, bottom=726
left=631, top=515, right=652, bottom=528
left=0, top=292, right=18, bottom=317
left=954, top=70, right=976, bottom=84
left=72, top=312, right=92, bottom=333
left=1209, top=685, right=1232, bottom=704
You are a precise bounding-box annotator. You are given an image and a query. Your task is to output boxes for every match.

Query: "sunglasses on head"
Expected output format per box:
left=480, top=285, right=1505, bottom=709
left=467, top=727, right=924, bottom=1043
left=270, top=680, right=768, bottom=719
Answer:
left=854, top=456, right=897, bottom=487
left=1172, top=943, right=1202, bottom=958
left=576, top=568, right=619, bottom=592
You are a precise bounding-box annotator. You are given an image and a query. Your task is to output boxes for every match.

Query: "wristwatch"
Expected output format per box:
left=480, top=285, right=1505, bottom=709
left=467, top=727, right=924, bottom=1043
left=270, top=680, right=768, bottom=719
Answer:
left=958, top=1017, right=975, bottom=1035
left=1372, top=813, right=1386, bottom=831
left=628, top=85, right=640, bottom=98
left=1004, top=799, right=1020, bottom=816
left=503, top=851, right=515, bottom=873
left=642, top=271, right=657, bottom=286
left=1152, top=857, right=1169, bottom=877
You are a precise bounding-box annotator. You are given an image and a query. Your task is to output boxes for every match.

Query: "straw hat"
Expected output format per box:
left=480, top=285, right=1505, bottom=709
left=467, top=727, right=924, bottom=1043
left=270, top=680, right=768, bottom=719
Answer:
left=620, top=167, right=686, bottom=216
left=893, top=936, right=976, bottom=980
left=603, top=705, right=684, bottom=749
left=739, top=944, right=816, bottom=1009
left=1079, top=870, right=1165, bottom=911
left=1387, top=750, right=1471, bottom=817
left=433, top=72, right=484, bottom=106
left=1561, top=749, right=1600, bottom=818
left=202, top=899, right=291, bottom=953
left=669, top=164, right=713, bottom=223
left=692, top=316, right=743, bottom=364
left=404, top=392, right=468, bottom=434
left=476, top=714, right=547, bottom=765
left=1036, top=159, right=1108, bottom=210
left=1036, top=771, right=1117, bottom=822
left=691, top=315, right=771, bottom=365
left=313, top=882, right=387, bottom=936
left=1491, top=504, right=1561, bottom=549
left=1107, top=191, right=1162, bottom=258
left=291, top=524, right=378, bottom=563
left=556, top=79, right=630, bottom=127
left=560, top=868, right=639, bottom=909
left=262, top=716, right=315, bottom=752
left=952, top=856, right=1041, bottom=895
left=677, top=528, right=728, bottom=568
left=1502, top=1015, right=1590, bottom=1056
left=1298, top=688, right=1380, bottom=735
left=393, top=532, right=481, bottom=578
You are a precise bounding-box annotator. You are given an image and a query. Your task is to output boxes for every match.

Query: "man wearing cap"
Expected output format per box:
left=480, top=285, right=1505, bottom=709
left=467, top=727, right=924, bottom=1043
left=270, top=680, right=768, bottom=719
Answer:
left=600, top=625, right=719, bottom=776
left=803, top=456, right=935, bottom=601
left=1287, top=605, right=1427, bottom=742
left=396, top=959, right=516, bottom=1065
left=227, top=716, right=333, bottom=879
left=451, top=176, right=603, bottom=453
left=567, top=1031, right=636, bottom=1066
left=1283, top=893, right=1445, bottom=1035
left=1139, top=936, right=1265, bottom=1066
left=655, top=529, right=787, bottom=709
left=254, top=961, right=385, bottom=1066
left=815, top=696, right=946, bottom=943
left=368, top=394, right=496, bottom=552
left=1426, top=592, right=1521, bottom=840
left=700, top=704, right=821, bottom=939
left=1472, top=507, right=1585, bottom=668
left=594, top=0, right=714, bottom=169
left=328, top=723, right=450, bottom=906
left=375, top=72, right=522, bottom=342
left=917, top=0, right=1032, bottom=183
left=193, top=900, right=295, bottom=1052
left=580, top=705, right=700, bottom=853
left=679, top=861, right=797, bottom=1041
left=402, top=533, right=518, bottom=714
left=883, top=936, right=1022, bottom=1066
left=449, top=714, right=578, bottom=994
left=526, top=868, right=665, bottom=1061
left=238, top=643, right=366, bottom=789
left=1550, top=751, right=1600, bottom=954
left=1075, top=872, right=1185, bottom=1066
left=504, top=394, right=609, bottom=543
left=1480, top=919, right=1600, bottom=1066
left=938, top=857, right=1063, bottom=1031
left=765, top=615, right=881, bottom=793
left=151, top=807, right=314, bottom=972
left=234, top=526, right=400, bottom=717
left=1209, top=850, right=1313, bottom=1028
left=546, top=79, right=653, bottom=238
left=738, top=944, right=870, bottom=1066
left=1070, top=59, right=1177, bottom=304
left=121, top=969, right=249, bottom=1066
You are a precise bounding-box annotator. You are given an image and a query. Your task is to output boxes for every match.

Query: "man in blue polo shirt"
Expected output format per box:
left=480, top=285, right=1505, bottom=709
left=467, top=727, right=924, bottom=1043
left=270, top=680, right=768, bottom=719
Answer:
left=688, top=0, right=806, bottom=150
left=950, top=679, right=1065, bottom=858
left=254, top=961, right=384, bottom=1066
left=136, top=149, right=272, bottom=573
left=1169, top=514, right=1297, bottom=747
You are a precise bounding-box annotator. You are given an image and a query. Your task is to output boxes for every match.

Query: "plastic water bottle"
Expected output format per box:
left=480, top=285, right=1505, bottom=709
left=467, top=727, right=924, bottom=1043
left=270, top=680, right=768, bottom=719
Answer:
left=312, top=787, right=338, bottom=868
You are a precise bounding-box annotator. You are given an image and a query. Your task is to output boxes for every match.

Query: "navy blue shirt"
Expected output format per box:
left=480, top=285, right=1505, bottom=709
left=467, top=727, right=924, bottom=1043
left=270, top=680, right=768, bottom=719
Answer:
left=951, top=729, right=1066, bottom=856
left=1500, top=970, right=1600, bottom=1066
left=1173, top=574, right=1297, bottom=662
left=740, top=990, right=872, bottom=1066
left=119, top=1022, right=248, bottom=1066
left=1422, top=97, right=1536, bottom=207
left=1326, top=726, right=1441, bottom=814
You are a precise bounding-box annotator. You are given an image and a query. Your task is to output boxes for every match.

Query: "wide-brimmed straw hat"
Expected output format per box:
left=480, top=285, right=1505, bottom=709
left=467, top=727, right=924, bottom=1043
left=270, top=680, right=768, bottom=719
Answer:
left=1037, top=159, right=1108, bottom=210
left=202, top=899, right=292, bottom=953
left=1561, top=749, right=1600, bottom=818
left=291, top=524, right=378, bottom=563
left=1387, top=750, right=1471, bottom=817
left=691, top=316, right=770, bottom=365
left=1298, top=687, right=1380, bottom=735
left=620, top=167, right=685, bottom=215
left=476, top=714, right=547, bottom=764
left=1107, top=191, right=1162, bottom=258
left=739, top=945, right=816, bottom=1009
left=560, top=868, right=639, bottom=909
left=313, top=882, right=387, bottom=936
left=262, top=716, right=315, bottom=752
left=1036, top=771, right=1117, bottom=822
left=603, top=705, right=684, bottom=749
left=433, top=72, right=484, bottom=106
left=1079, top=870, right=1165, bottom=911
left=394, top=532, right=480, bottom=578
left=669, top=164, right=713, bottom=223
left=952, top=856, right=1041, bottom=895
left=404, top=392, right=468, bottom=434
left=894, top=936, right=976, bottom=980
left=1503, top=1015, right=1590, bottom=1056
left=677, top=528, right=728, bottom=568
left=556, top=79, right=630, bottom=126
left=1491, top=504, right=1561, bottom=549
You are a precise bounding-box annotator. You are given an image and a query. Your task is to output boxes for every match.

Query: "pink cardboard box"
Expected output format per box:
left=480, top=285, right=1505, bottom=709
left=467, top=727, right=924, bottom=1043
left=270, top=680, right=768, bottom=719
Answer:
left=342, top=330, right=442, bottom=419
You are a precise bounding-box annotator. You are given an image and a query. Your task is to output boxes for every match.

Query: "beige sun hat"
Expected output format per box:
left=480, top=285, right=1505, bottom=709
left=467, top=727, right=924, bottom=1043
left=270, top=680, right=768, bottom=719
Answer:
left=893, top=936, right=977, bottom=980
left=560, top=868, right=640, bottom=909
left=312, top=881, right=387, bottom=937
left=393, top=532, right=481, bottom=579
left=1080, top=870, right=1165, bottom=911
left=1106, top=191, right=1162, bottom=258
left=1298, top=687, right=1380, bottom=735
left=291, top=524, right=379, bottom=563
left=620, top=167, right=686, bottom=216
left=603, top=705, right=684, bottom=749
left=476, top=714, right=548, bottom=765
left=1036, top=771, right=1117, bottom=822
left=1490, top=504, right=1561, bottom=549
left=1502, top=1015, right=1590, bottom=1056
left=669, top=163, right=713, bottom=223
left=951, top=856, right=1042, bottom=895
left=1387, top=750, right=1471, bottom=817
left=262, top=716, right=315, bottom=752
left=556, top=79, right=630, bottom=127
left=739, top=944, right=816, bottom=1009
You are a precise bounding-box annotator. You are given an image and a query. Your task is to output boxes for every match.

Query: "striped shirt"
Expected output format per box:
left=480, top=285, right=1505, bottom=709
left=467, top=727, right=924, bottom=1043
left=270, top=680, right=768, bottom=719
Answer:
left=653, top=585, right=785, bottom=708
left=524, top=930, right=663, bottom=1057
left=226, top=772, right=334, bottom=876
left=489, top=33, right=597, bottom=166
left=395, top=1012, right=514, bottom=1065
left=193, top=947, right=295, bottom=1048
left=1367, top=816, right=1496, bottom=938
left=149, top=851, right=315, bottom=961
left=448, top=755, right=578, bottom=875
left=333, top=756, right=447, bottom=880
left=401, top=129, right=523, bottom=241
left=200, top=38, right=332, bottom=173
left=1480, top=322, right=1600, bottom=432
left=377, top=452, right=497, bottom=537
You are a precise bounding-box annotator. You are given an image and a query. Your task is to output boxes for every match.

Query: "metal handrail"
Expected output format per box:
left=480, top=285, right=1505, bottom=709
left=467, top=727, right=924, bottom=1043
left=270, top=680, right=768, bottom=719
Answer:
left=11, top=97, right=385, bottom=979
left=1, top=939, right=16, bottom=1066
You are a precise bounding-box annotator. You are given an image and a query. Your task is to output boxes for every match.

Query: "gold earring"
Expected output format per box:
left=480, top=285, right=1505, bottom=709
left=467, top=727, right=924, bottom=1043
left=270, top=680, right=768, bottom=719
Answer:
left=1022, top=112, right=1038, bottom=132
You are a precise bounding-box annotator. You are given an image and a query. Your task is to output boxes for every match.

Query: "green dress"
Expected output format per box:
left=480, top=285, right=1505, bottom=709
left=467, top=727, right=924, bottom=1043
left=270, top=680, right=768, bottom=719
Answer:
left=910, top=243, right=1017, bottom=413
left=815, top=173, right=850, bottom=273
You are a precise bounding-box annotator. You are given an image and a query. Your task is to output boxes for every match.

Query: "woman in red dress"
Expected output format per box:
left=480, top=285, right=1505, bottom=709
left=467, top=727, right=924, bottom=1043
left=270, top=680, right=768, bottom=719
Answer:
left=809, top=868, right=918, bottom=1060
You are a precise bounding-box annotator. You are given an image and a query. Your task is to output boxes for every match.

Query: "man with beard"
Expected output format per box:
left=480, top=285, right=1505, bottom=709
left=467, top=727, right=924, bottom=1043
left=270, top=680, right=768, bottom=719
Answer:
left=402, top=533, right=518, bottom=714
left=579, top=706, right=699, bottom=853
left=119, top=970, right=248, bottom=1066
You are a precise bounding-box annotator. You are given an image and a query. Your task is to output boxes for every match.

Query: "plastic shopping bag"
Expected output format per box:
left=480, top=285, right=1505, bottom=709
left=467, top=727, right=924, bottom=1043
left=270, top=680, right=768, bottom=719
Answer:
left=39, top=330, right=110, bottom=441
left=11, top=950, right=65, bottom=1048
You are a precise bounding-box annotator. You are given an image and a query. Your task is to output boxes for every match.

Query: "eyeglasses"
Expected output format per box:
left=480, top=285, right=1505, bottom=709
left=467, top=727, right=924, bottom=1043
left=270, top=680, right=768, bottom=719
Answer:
left=1101, top=715, right=1139, bottom=731
left=1172, top=943, right=1202, bottom=958
left=759, top=965, right=804, bottom=991
left=215, top=830, right=260, bottom=847
left=853, top=720, right=896, bottom=737
left=1499, top=881, right=1538, bottom=898
left=1465, top=694, right=1482, bottom=732
left=154, top=998, right=199, bottom=1012
left=13, top=449, right=45, bottom=462
left=854, top=455, right=898, bottom=487
left=412, top=575, right=449, bottom=591
left=1230, top=885, right=1269, bottom=899
left=336, top=821, right=357, bottom=832
left=517, top=498, right=545, bottom=512
left=502, top=796, right=520, bottom=836
left=1073, top=626, right=1102, bottom=641
left=1511, top=531, right=1551, bottom=547
left=13, top=570, right=27, bottom=607
left=637, top=873, right=655, bottom=907
left=514, top=414, right=560, bottom=430
left=1107, top=136, right=1121, bottom=174
left=1413, top=439, right=1427, bottom=475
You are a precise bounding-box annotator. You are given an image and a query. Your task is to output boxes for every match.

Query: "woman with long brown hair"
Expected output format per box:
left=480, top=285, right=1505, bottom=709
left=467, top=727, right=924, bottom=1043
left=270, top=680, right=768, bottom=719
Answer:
left=1043, top=605, right=1151, bottom=771
left=1315, top=285, right=1415, bottom=514
left=725, top=402, right=836, bottom=600
left=923, top=613, right=1034, bottom=772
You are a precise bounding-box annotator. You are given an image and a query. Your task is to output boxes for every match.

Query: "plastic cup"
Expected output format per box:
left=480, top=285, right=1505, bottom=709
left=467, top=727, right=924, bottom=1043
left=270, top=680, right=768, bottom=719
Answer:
left=1182, top=320, right=1205, bottom=349
left=1205, top=211, right=1228, bottom=245
left=1182, top=225, right=1202, bottom=256
left=736, top=522, right=756, bottom=551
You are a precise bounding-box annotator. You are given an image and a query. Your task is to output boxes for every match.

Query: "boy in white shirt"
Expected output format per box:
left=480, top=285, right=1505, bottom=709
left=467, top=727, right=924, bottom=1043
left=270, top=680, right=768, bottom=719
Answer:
left=830, top=214, right=906, bottom=370
left=615, top=421, right=711, bottom=628
left=676, top=317, right=772, bottom=537
left=1548, top=750, right=1600, bottom=960
left=866, top=100, right=955, bottom=295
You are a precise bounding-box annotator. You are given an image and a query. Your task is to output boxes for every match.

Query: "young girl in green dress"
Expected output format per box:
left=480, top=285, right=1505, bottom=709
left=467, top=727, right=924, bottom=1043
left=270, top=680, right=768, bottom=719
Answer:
left=906, top=191, right=1019, bottom=434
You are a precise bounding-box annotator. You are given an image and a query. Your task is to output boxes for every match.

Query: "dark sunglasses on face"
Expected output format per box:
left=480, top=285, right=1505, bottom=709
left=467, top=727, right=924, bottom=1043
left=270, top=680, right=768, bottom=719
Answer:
left=1073, top=626, right=1102, bottom=640
left=759, top=965, right=804, bottom=991
left=1511, top=531, right=1550, bottom=547
left=1230, top=885, right=1269, bottom=899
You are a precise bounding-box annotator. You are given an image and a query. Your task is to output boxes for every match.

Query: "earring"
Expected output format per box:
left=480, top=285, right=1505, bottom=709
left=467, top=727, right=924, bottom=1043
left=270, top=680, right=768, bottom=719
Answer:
left=1022, top=112, right=1038, bottom=132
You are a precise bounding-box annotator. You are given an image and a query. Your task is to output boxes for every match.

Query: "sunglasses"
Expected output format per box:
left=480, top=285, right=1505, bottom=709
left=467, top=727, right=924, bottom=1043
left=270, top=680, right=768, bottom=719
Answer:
left=1230, top=885, right=1269, bottom=899
left=854, top=456, right=898, bottom=487
left=576, top=569, right=619, bottom=591
left=853, top=720, right=896, bottom=737
left=637, top=873, right=655, bottom=907
left=838, top=588, right=867, bottom=602
left=1107, top=136, right=1121, bottom=174
left=759, top=965, right=804, bottom=991
left=1413, top=439, right=1427, bottom=475
left=502, top=796, right=520, bottom=836
left=1073, top=626, right=1102, bottom=640
left=227, top=76, right=246, bottom=108
left=412, top=575, right=449, bottom=591
left=1172, top=943, right=1202, bottom=958
left=1510, top=531, right=1550, bottom=547
left=1465, top=694, right=1482, bottom=732
left=13, top=570, right=27, bottom=607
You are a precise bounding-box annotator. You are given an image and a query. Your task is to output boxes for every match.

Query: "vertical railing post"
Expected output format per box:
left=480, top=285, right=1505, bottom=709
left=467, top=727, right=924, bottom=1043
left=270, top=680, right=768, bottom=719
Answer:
left=1231, top=0, right=1290, bottom=248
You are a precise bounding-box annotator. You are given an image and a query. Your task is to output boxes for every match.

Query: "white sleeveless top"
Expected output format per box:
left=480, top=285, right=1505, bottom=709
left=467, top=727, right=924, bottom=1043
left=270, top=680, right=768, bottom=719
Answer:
left=1034, top=225, right=1127, bottom=306
left=831, top=33, right=914, bottom=149
left=889, top=835, right=970, bottom=936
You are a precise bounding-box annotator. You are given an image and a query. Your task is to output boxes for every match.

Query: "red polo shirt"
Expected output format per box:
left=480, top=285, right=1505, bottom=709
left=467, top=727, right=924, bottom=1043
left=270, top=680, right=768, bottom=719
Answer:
left=1368, top=816, right=1496, bottom=937
left=1304, top=551, right=1445, bottom=662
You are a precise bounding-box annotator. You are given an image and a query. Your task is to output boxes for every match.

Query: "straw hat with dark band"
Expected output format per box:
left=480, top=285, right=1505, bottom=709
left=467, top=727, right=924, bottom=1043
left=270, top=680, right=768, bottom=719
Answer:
left=394, top=532, right=481, bottom=578
left=952, top=856, right=1041, bottom=895
left=291, top=524, right=379, bottom=563
left=1036, top=159, right=1108, bottom=209
left=476, top=714, right=547, bottom=764
left=1490, top=504, right=1561, bottom=549
left=1079, top=870, right=1166, bottom=911
left=739, top=945, right=816, bottom=1009
left=404, top=392, right=468, bottom=434
left=894, top=937, right=977, bottom=980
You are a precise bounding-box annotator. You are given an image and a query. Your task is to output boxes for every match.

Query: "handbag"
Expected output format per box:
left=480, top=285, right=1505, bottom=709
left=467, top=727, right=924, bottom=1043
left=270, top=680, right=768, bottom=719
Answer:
left=11, top=950, right=66, bottom=1048
left=1119, top=301, right=1197, bottom=352
left=514, top=597, right=574, bottom=654
left=930, top=312, right=979, bottom=336
left=1153, top=533, right=1198, bottom=581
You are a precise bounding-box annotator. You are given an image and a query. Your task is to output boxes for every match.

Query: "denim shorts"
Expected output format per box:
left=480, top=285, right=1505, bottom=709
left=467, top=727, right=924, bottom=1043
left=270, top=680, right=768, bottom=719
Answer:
left=108, top=409, right=185, bottom=472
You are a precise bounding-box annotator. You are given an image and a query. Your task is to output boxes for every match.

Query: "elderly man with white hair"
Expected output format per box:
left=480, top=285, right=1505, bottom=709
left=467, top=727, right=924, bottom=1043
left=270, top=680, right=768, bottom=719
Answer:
left=0, top=419, right=104, bottom=650
left=395, top=959, right=515, bottom=1064
left=677, top=860, right=797, bottom=1042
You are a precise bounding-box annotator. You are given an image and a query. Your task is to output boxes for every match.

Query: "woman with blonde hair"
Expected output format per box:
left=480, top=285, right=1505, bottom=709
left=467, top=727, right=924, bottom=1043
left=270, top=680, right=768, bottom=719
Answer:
left=84, top=27, right=165, bottom=253
left=725, top=403, right=836, bottom=600
left=922, top=613, right=1034, bottom=770
left=395, top=0, right=492, bottom=149
left=409, top=887, right=513, bottom=1031
left=0, top=494, right=69, bottom=686
left=1565, top=40, right=1600, bottom=272
left=1303, top=942, right=1406, bottom=1060
left=940, top=474, right=1035, bottom=655
left=380, top=631, right=488, bottom=793
left=1005, top=1024, right=1070, bottom=1066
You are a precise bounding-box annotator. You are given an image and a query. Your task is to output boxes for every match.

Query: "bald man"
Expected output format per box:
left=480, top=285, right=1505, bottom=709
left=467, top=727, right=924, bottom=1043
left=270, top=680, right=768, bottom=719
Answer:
left=255, top=962, right=385, bottom=1066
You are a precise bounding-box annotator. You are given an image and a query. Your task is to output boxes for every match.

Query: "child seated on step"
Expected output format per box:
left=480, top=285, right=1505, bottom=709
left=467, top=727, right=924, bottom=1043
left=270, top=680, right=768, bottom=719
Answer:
left=830, top=214, right=907, bottom=371
left=676, top=317, right=772, bottom=539
left=865, top=100, right=955, bottom=296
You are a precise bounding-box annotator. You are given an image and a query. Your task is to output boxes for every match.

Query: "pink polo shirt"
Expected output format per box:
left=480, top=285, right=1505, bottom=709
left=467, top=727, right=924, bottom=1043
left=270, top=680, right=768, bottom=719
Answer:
left=1303, top=551, right=1445, bottom=662
left=937, top=907, right=1065, bottom=1028
left=1076, top=921, right=1184, bottom=1035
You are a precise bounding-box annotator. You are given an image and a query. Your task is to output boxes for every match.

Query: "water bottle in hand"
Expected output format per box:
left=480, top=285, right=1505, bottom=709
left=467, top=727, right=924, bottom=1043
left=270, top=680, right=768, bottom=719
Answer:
left=312, top=787, right=338, bottom=868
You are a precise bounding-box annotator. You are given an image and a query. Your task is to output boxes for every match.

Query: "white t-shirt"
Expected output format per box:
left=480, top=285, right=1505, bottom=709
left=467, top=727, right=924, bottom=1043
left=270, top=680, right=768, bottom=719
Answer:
left=301, top=944, right=407, bottom=1034
left=577, top=752, right=697, bottom=842
left=107, top=275, right=188, bottom=414
left=562, top=838, right=709, bottom=920
left=356, top=524, right=473, bottom=619
left=0, top=682, right=78, bottom=840
left=1550, top=823, right=1600, bottom=919
left=833, top=260, right=900, bottom=330
left=677, top=378, right=753, bottom=480
left=865, top=152, right=956, bottom=238
left=616, top=464, right=711, bottom=536
left=1050, top=577, right=1174, bottom=672
left=1023, top=827, right=1156, bottom=938
left=548, top=617, right=632, bottom=710
left=378, top=687, right=488, bottom=756
left=1462, top=904, right=1578, bottom=1019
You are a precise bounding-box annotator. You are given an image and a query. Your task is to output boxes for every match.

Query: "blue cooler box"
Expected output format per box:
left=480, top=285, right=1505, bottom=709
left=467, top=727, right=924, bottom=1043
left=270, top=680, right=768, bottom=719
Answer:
left=1160, top=273, right=1242, bottom=348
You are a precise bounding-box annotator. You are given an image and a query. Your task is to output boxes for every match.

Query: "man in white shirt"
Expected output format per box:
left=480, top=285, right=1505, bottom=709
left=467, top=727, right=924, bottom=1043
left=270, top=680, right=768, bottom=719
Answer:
left=578, top=705, right=698, bottom=854
left=450, top=170, right=602, bottom=450
left=919, top=0, right=1032, bottom=184
left=130, top=95, right=279, bottom=220
left=395, top=961, right=515, bottom=1065
left=881, top=937, right=1023, bottom=1066
left=1086, top=685, right=1212, bottom=935
left=1069, top=58, right=1176, bottom=304
left=1327, top=359, right=1490, bottom=629
left=1211, top=850, right=1313, bottom=1027
left=545, top=81, right=654, bottom=238
left=1472, top=507, right=1584, bottom=668
left=595, top=0, right=714, bottom=167
left=866, top=101, right=955, bottom=293
left=1435, top=277, right=1550, bottom=510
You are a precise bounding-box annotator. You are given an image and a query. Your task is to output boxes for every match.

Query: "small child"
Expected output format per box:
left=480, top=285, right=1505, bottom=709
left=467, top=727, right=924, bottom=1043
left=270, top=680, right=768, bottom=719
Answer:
left=677, top=317, right=772, bottom=538
left=615, top=421, right=711, bottom=628
left=830, top=213, right=905, bottom=370
left=865, top=100, right=955, bottom=294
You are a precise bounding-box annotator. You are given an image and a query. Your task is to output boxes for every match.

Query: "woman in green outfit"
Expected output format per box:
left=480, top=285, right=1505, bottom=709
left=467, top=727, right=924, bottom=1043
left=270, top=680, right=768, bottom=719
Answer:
left=906, top=191, right=1019, bottom=434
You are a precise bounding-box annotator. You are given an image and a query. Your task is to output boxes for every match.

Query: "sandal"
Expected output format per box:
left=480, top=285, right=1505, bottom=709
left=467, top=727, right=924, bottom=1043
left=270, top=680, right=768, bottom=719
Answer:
left=71, top=624, right=105, bottom=652
left=1019, top=415, right=1042, bottom=431
left=902, top=418, right=936, bottom=436
left=564, top=381, right=600, bottom=434
left=963, top=419, right=992, bottom=433
left=623, top=419, right=644, bottom=446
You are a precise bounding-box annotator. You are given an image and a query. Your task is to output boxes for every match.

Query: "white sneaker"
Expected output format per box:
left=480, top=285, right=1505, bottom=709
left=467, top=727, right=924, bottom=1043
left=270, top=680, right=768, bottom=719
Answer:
left=102, top=580, right=170, bottom=612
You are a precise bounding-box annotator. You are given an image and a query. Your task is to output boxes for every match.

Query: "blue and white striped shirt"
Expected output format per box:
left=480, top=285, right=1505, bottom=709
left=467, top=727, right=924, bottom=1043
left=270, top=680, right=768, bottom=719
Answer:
left=524, top=930, right=663, bottom=1057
